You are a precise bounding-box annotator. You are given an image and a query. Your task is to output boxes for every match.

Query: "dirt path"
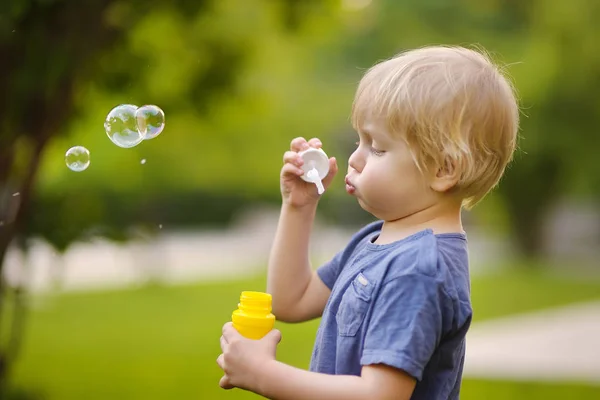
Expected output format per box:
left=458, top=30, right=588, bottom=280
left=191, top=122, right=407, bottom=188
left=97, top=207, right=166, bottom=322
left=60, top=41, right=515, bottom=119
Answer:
left=464, top=301, right=600, bottom=384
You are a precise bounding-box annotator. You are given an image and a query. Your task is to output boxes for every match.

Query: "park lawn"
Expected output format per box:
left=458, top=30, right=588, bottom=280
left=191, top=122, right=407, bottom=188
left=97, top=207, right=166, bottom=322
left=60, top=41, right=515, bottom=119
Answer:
left=8, top=266, right=600, bottom=400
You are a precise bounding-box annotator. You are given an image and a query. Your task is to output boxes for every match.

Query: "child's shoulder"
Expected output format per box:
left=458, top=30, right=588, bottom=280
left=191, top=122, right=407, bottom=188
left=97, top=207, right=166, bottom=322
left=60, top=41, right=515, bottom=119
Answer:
left=345, top=221, right=469, bottom=284
left=376, top=229, right=470, bottom=300
left=347, top=227, right=466, bottom=289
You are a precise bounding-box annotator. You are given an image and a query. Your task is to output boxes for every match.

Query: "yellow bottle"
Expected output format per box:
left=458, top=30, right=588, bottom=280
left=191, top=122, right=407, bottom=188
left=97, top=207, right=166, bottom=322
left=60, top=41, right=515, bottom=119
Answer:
left=232, top=291, right=276, bottom=340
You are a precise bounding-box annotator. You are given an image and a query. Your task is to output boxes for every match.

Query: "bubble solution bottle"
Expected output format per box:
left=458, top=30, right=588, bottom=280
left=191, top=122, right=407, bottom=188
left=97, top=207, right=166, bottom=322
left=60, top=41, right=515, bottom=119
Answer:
left=232, top=291, right=276, bottom=340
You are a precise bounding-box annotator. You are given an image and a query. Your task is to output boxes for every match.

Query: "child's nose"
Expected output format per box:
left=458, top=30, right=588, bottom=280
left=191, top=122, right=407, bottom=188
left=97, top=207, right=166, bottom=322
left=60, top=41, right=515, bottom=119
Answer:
left=348, top=149, right=364, bottom=173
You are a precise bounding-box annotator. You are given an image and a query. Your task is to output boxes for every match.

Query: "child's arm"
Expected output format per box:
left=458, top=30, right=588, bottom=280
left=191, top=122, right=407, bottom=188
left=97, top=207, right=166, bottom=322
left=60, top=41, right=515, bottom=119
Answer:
left=217, top=323, right=416, bottom=400
left=267, top=204, right=332, bottom=322
left=256, top=361, right=415, bottom=400
left=267, top=137, right=338, bottom=323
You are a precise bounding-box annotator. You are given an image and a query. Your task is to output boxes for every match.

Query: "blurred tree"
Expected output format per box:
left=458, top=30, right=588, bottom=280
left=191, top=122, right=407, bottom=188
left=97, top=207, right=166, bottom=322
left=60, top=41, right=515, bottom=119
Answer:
left=0, top=0, right=342, bottom=389
left=332, top=0, right=600, bottom=258
left=0, top=0, right=598, bottom=393
left=496, top=0, right=600, bottom=257
left=24, top=0, right=348, bottom=242
left=0, top=0, right=126, bottom=389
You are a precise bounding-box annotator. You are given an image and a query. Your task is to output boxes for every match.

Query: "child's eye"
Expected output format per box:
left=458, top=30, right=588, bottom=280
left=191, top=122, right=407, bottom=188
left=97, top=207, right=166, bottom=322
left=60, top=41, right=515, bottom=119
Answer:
left=370, top=147, right=385, bottom=156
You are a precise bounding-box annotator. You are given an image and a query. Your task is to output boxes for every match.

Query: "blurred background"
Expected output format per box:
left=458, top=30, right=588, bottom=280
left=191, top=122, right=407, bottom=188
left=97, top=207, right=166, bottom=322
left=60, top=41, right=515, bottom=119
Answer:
left=1, top=0, right=599, bottom=398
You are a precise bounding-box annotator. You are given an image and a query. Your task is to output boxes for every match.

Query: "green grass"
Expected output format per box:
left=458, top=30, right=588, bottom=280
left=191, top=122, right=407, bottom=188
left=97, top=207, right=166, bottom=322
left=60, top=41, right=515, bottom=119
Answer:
left=7, top=267, right=600, bottom=399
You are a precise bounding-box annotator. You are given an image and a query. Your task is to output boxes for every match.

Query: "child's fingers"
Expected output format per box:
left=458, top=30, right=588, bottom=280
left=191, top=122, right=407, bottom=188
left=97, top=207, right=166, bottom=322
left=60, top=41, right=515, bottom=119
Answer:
left=220, top=335, right=228, bottom=351
left=307, top=137, right=322, bottom=149
left=282, top=151, right=303, bottom=167
left=264, top=329, right=282, bottom=345
left=331, top=157, right=339, bottom=174
left=222, top=322, right=243, bottom=341
left=290, top=137, right=309, bottom=152
left=219, top=375, right=234, bottom=390
left=322, top=157, right=338, bottom=186
left=281, top=163, right=304, bottom=178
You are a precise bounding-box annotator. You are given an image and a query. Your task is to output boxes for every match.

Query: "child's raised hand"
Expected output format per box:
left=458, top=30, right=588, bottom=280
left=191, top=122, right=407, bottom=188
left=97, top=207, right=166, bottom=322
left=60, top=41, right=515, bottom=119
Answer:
left=217, top=322, right=282, bottom=391
left=280, top=137, right=338, bottom=208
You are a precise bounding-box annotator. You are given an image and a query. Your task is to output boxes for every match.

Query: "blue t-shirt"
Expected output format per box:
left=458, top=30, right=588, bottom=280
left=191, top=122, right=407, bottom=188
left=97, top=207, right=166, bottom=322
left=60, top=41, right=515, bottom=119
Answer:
left=310, top=220, right=472, bottom=400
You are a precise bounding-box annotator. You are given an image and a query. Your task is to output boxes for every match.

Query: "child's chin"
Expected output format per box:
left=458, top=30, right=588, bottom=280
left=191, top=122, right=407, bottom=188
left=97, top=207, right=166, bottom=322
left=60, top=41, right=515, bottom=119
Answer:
left=356, top=198, right=371, bottom=213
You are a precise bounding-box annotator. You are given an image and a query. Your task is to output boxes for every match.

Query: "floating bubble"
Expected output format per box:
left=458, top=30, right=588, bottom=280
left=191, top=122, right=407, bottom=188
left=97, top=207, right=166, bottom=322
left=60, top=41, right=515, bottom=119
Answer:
left=65, top=146, right=90, bottom=172
left=136, top=105, right=165, bottom=140
left=104, top=104, right=143, bottom=148
left=141, top=159, right=146, bottom=165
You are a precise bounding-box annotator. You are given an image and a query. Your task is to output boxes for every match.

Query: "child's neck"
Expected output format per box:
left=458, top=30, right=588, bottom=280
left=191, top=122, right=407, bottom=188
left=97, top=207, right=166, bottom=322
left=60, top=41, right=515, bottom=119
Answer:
left=376, top=201, right=463, bottom=245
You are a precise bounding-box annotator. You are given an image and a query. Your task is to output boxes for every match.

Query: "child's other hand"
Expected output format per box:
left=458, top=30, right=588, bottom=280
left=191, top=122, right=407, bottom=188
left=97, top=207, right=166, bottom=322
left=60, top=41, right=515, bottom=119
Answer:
left=217, top=322, right=282, bottom=391
left=281, top=137, right=338, bottom=208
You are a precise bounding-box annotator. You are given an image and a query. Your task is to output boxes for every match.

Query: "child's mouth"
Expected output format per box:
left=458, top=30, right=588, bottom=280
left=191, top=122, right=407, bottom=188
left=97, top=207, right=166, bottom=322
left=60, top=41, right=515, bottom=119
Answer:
left=345, top=176, right=356, bottom=194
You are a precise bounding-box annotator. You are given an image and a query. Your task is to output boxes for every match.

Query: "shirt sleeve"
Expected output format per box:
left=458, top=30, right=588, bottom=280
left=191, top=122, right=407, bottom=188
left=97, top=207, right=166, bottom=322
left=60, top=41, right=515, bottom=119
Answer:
left=360, top=273, right=447, bottom=381
left=316, top=251, right=343, bottom=290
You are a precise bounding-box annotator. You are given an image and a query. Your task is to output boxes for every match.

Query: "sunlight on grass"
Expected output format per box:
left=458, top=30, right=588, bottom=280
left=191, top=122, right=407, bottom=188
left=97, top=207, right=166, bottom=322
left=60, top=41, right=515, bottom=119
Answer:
left=8, top=267, right=600, bottom=399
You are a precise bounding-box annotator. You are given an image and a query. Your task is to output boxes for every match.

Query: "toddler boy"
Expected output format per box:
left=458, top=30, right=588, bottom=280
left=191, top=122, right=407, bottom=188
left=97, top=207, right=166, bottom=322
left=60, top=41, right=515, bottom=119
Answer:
left=217, top=45, right=519, bottom=399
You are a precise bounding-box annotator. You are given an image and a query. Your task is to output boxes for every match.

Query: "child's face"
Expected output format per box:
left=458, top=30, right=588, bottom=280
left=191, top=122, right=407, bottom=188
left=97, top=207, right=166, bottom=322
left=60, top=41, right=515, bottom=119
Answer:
left=345, top=119, right=437, bottom=221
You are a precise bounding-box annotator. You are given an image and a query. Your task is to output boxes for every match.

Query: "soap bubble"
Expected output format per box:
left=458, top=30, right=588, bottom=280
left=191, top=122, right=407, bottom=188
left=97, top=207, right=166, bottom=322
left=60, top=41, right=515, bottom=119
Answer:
left=65, top=146, right=90, bottom=172
left=136, top=105, right=165, bottom=140
left=104, top=104, right=143, bottom=148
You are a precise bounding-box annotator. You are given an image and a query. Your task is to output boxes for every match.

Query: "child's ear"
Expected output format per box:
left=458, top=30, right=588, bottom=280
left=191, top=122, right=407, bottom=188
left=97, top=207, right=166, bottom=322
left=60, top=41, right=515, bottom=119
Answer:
left=430, top=157, right=460, bottom=193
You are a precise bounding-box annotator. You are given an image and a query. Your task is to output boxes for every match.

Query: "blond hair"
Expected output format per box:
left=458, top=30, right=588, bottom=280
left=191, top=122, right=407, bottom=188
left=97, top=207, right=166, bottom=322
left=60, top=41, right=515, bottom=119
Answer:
left=351, top=45, right=519, bottom=208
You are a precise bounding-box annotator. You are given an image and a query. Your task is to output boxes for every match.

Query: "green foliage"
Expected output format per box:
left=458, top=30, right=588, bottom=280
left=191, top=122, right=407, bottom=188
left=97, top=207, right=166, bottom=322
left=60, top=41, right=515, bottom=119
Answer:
left=36, top=0, right=346, bottom=197
left=8, top=266, right=600, bottom=399
left=328, top=0, right=600, bottom=254
left=16, top=0, right=350, bottom=250
left=5, top=0, right=600, bottom=254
